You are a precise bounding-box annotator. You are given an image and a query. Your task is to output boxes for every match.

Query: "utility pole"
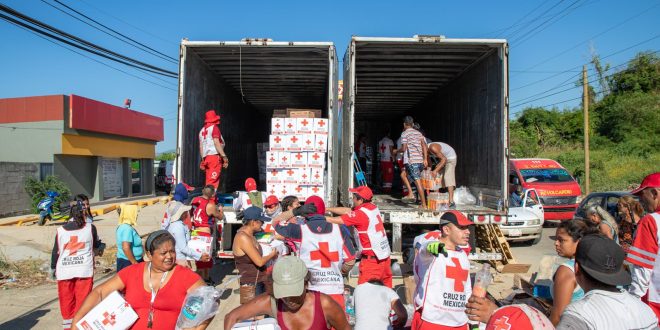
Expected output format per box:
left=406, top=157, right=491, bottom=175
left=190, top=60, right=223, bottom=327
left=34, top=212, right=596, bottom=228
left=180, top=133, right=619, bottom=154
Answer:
left=583, top=65, right=590, bottom=194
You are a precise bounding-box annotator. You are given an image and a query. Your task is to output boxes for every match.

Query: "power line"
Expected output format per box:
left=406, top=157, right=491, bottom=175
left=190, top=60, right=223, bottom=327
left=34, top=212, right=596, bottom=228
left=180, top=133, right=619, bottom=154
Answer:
left=511, top=34, right=660, bottom=91
left=0, top=3, right=177, bottom=78
left=513, top=2, right=660, bottom=75
left=512, top=0, right=584, bottom=47
left=3, top=16, right=177, bottom=91
left=76, top=0, right=176, bottom=47
left=45, top=0, right=177, bottom=64
left=506, top=0, right=568, bottom=41
left=484, top=1, right=548, bottom=38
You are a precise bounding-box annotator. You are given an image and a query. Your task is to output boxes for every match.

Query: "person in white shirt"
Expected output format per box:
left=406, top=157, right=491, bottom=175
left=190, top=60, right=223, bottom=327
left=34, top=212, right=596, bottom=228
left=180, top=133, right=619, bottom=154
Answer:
left=354, top=279, right=408, bottom=330
left=378, top=133, right=396, bottom=193
left=427, top=141, right=458, bottom=207
left=467, top=234, right=658, bottom=330
left=413, top=210, right=473, bottom=329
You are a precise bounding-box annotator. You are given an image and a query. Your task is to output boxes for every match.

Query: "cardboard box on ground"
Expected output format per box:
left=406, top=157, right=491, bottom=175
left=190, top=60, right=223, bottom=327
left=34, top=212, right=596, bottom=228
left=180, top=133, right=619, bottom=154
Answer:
left=266, top=110, right=325, bottom=200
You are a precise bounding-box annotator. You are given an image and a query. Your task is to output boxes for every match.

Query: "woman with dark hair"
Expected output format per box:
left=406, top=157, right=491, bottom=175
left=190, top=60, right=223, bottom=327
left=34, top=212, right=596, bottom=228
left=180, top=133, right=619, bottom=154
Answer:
left=549, top=219, right=598, bottom=325
left=275, top=195, right=303, bottom=225
left=617, top=195, right=645, bottom=251
left=71, top=230, right=211, bottom=330
left=74, top=194, right=93, bottom=223
left=51, top=202, right=102, bottom=330
left=232, top=206, right=279, bottom=304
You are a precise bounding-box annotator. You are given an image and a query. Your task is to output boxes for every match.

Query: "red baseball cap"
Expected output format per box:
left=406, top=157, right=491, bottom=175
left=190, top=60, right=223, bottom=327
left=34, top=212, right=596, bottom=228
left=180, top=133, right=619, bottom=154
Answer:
left=486, top=305, right=554, bottom=330
left=305, top=195, right=326, bottom=215
left=439, top=210, right=474, bottom=227
left=204, top=110, right=220, bottom=124
left=631, top=172, right=660, bottom=195
left=244, top=178, right=257, bottom=192
left=265, top=195, right=280, bottom=207
left=349, top=185, right=373, bottom=200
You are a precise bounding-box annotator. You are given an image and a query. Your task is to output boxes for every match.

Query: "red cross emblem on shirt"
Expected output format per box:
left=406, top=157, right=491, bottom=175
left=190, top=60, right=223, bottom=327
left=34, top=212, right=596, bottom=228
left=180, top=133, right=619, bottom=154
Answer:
left=424, top=231, right=441, bottom=240
left=64, top=236, right=85, bottom=256
left=310, top=242, right=339, bottom=268
left=291, top=136, right=299, bottom=143
left=492, top=316, right=512, bottom=330
left=318, top=120, right=325, bottom=127
left=295, top=153, right=303, bottom=160
left=301, top=119, right=309, bottom=127
left=380, top=143, right=386, bottom=153
left=446, top=257, right=468, bottom=292
left=274, top=136, right=282, bottom=143
left=102, top=312, right=116, bottom=326
left=374, top=216, right=386, bottom=236
left=312, top=153, right=320, bottom=160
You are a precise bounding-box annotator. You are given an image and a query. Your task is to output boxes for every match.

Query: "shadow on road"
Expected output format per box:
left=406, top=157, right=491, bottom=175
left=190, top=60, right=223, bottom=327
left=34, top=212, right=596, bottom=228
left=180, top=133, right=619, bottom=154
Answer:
left=0, top=309, right=49, bottom=329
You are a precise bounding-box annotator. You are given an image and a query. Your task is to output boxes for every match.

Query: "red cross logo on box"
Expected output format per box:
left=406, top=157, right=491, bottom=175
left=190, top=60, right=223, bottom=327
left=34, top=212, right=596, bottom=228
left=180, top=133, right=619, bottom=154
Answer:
left=281, top=156, right=288, bottom=163
left=302, top=173, right=308, bottom=180
left=446, top=257, right=468, bottom=292
left=424, top=231, right=441, bottom=240
left=310, top=242, right=339, bottom=268
left=287, top=169, right=295, bottom=176
left=274, top=136, right=282, bottom=143
left=275, top=122, right=281, bottom=129
left=281, top=187, right=288, bottom=195
left=312, top=187, right=320, bottom=194
left=287, top=122, right=293, bottom=129
left=296, top=186, right=303, bottom=193
left=306, top=138, right=312, bottom=145
left=102, top=312, right=116, bottom=326
left=312, top=153, right=320, bottom=160
left=295, top=153, right=303, bottom=160
left=64, top=236, right=85, bottom=256
left=318, top=120, right=326, bottom=127
left=271, top=170, right=279, bottom=176
left=291, top=136, right=298, bottom=143
left=269, top=156, right=275, bottom=162
left=301, top=119, right=309, bottom=127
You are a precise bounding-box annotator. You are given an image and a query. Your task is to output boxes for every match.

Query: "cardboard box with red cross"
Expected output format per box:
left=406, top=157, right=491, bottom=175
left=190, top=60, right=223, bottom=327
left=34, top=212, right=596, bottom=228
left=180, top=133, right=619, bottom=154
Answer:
left=307, top=185, right=325, bottom=198
left=286, top=134, right=303, bottom=151
left=314, top=134, right=327, bottom=152
left=284, top=118, right=297, bottom=134
left=266, top=151, right=279, bottom=169
left=298, top=167, right=311, bottom=185
left=302, top=134, right=316, bottom=152
left=278, top=152, right=291, bottom=168
left=271, top=118, right=285, bottom=134
left=269, top=134, right=286, bottom=151
left=75, top=291, right=138, bottom=330
left=313, top=118, right=328, bottom=135
left=282, top=168, right=299, bottom=184
left=266, top=169, right=283, bottom=184
left=296, top=118, right=313, bottom=134
left=290, top=152, right=308, bottom=168
left=308, top=151, right=325, bottom=168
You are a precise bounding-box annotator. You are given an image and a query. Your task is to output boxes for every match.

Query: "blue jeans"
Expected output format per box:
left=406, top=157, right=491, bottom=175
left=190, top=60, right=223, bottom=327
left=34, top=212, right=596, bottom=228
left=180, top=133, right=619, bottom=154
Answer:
left=406, top=163, right=424, bottom=181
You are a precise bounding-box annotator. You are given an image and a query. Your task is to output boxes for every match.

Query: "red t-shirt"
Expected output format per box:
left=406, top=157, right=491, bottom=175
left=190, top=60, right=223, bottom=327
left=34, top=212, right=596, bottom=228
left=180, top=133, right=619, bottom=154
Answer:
left=341, top=203, right=378, bottom=256
left=626, top=210, right=660, bottom=269
left=118, top=263, right=201, bottom=330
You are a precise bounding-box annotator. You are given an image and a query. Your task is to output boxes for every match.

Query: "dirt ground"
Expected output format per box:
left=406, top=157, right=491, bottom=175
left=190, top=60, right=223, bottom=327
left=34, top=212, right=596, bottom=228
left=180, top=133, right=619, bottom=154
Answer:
left=0, top=202, right=558, bottom=329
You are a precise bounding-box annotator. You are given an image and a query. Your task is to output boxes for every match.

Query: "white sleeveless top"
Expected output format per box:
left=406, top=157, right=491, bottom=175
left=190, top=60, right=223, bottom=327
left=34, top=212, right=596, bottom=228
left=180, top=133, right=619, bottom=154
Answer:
left=198, top=125, right=225, bottom=157
left=356, top=204, right=391, bottom=260
left=56, top=224, right=94, bottom=280
left=428, top=142, right=457, bottom=160
left=299, top=223, right=345, bottom=295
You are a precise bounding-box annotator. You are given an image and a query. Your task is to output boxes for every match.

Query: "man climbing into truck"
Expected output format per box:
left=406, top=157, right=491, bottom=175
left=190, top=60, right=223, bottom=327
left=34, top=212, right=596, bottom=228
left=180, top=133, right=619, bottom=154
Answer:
left=199, top=109, right=228, bottom=189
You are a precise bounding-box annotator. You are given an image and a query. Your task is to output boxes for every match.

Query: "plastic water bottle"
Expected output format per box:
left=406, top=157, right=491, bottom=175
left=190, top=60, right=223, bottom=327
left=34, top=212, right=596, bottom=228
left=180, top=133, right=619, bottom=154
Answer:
left=478, top=191, right=483, bottom=207
left=344, top=289, right=356, bottom=325
left=468, top=264, right=492, bottom=330
left=178, top=296, right=204, bottom=328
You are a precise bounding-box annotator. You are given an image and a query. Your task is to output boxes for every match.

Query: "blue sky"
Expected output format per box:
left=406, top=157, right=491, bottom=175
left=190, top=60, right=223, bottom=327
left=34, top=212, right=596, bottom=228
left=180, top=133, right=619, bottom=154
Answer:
left=1, top=0, right=658, bottom=152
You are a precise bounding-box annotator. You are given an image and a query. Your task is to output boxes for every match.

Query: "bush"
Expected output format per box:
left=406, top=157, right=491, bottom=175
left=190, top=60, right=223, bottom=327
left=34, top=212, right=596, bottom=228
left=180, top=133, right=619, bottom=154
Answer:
left=24, top=175, right=71, bottom=213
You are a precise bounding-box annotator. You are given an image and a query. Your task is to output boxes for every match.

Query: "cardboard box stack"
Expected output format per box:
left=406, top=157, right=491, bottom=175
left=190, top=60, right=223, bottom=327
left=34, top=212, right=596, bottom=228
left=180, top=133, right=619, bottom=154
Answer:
left=266, top=111, right=327, bottom=201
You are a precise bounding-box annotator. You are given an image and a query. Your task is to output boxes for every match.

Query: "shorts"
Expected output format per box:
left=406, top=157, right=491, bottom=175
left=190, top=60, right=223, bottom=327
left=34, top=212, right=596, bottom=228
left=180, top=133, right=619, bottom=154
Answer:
left=406, top=163, right=424, bottom=182
left=442, top=158, right=457, bottom=187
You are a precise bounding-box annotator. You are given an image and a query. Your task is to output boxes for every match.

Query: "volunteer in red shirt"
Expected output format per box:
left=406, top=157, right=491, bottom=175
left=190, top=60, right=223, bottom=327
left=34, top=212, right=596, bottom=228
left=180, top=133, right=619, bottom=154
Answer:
left=626, top=172, right=660, bottom=321
left=326, top=186, right=393, bottom=287
left=191, top=185, right=223, bottom=283
left=199, top=109, right=228, bottom=189
left=413, top=211, right=473, bottom=330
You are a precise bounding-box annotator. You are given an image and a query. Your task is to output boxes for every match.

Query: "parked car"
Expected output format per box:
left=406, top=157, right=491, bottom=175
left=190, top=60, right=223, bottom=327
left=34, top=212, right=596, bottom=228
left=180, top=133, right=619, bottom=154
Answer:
left=500, top=188, right=545, bottom=245
left=573, top=191, right=637, bottom=221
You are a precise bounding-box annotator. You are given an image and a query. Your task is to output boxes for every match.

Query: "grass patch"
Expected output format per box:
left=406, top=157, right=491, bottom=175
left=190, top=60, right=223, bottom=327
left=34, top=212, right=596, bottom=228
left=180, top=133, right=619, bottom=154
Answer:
left=0, top=252, right=49, bottom=289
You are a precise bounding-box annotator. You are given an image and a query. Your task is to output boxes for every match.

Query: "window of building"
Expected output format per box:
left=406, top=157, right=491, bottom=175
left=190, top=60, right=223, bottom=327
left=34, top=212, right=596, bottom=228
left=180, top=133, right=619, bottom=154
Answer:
left=40, top=163, right=54, bottom=181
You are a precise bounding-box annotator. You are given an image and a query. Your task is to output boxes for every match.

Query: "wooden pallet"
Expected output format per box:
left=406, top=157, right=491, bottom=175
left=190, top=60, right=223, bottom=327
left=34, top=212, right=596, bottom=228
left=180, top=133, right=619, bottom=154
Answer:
left=476, top=224, right=530, bottom=273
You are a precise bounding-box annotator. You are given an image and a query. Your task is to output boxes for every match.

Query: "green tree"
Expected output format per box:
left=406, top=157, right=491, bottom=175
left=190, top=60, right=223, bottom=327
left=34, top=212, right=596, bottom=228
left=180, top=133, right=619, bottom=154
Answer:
left=24, top=175, right=71, bottom=213
left=608, top=51, right=660, bottom=94
left=156, top=152, right=176, bottom=161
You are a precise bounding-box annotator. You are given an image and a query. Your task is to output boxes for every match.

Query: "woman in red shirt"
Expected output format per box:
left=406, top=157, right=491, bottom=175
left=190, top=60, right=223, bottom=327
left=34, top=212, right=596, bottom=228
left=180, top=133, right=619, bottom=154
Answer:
left=71, top=231, right=211, bottom=330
